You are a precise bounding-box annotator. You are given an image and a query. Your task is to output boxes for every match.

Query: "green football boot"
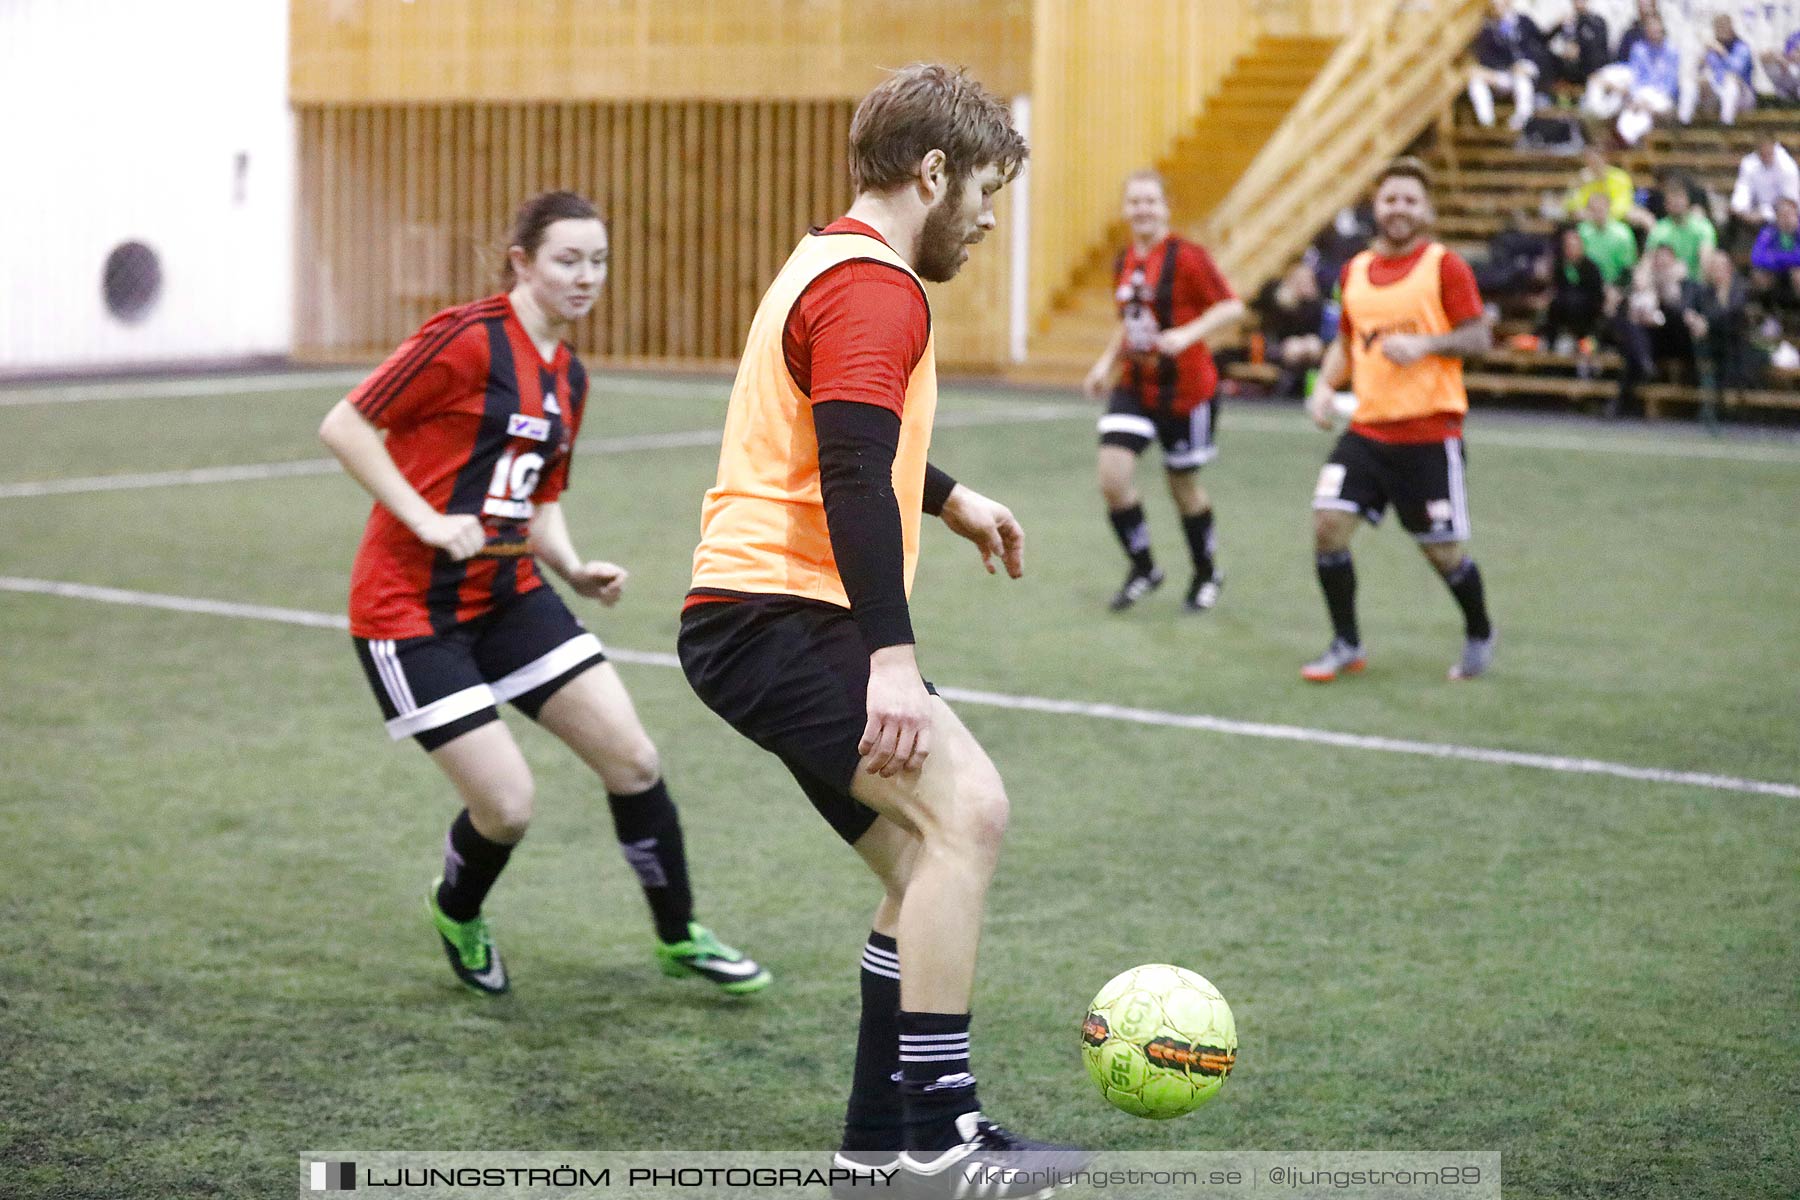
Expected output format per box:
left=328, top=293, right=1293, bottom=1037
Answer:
left=655, top=922, right=771, bottom=995
left=426, top=878, right=509, bottom=995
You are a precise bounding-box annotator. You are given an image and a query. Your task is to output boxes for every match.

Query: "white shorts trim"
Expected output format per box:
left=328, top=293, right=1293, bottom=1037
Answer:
left=368, top=638, right=418, bottom=713
left=1097, top=413, right=1157, bottom=439
left=489, top=631, right=606, bottom=703
left=1310, top=498, right=1364, bottom=514
left=1165, top=404, right=1215, bottom=469
left=1444, top=437, right=1472, bottom=541
left=384, top=683, right=496, bottom=741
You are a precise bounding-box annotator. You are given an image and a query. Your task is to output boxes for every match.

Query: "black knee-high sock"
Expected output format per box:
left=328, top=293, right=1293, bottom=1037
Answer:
left=1316, top=549, right=1360, bottom=646
left=842, top=932, right=904, bottom=1153
left=898, top=1010, right=979, bottom=1153
left=1107, top=503, right=1155, bottom=574
left=1440, top=557, right=1493, bottom=639
left=436, top=809, right=516, bottom=922
left=606, top=780, right=694, bottom=944
left=1181, top=508, right=1217, bottom=580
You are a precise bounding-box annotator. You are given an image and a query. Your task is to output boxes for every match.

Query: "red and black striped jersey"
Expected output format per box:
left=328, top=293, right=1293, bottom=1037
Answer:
left=345, top=294, right=589, bottom=640
left=1113, top=235, right=1235, bottom=416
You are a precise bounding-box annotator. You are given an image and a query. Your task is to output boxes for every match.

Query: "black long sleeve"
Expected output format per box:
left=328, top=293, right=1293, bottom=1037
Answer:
left=813, top=400, right=914, bottom=651
left=923, top=463, right=957, bottom=516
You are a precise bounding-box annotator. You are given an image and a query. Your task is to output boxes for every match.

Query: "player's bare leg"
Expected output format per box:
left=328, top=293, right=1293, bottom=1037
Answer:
left=1303, top=508, right=1367, bottom=681
left=1418, top=538, right=1497, bottom=680
left=537, top=663, right=769, bottom=992
left=1166, top=468, right=1221, bottom=610
left=850, top=697, right=1005, bottom=1016
left=1099, top=444, right=1162, bottom=609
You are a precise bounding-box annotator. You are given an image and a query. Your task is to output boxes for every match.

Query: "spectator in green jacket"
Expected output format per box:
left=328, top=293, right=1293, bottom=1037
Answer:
left=1645, top=176, right=1717, bottom=276
left=1577, top=191, right=1639, bottom=287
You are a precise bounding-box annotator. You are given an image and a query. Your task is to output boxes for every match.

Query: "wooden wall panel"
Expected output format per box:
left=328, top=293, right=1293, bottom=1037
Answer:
left=292, top=0, right=1031, bottom=103
left=295, top=99, right=1016, bottom=369
left=1026, top=0, right=1267, bottom=330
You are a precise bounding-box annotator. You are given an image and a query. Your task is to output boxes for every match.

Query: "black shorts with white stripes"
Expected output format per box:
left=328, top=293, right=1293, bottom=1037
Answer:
left=352, top=584, right=606, bottom=751
left=1097, top=387, right=1219, bottom=470
left=1312, top=431, right=1472, bottom=543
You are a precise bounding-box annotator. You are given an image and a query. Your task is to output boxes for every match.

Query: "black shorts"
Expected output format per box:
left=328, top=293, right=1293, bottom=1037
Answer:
left=1312, top=431, right=1472, bottom=543
left=678, top=596, right=936, bottom=846
left=1097, top=388, right=1219, bottom=470
left=352, top=584, right=607, bottom=751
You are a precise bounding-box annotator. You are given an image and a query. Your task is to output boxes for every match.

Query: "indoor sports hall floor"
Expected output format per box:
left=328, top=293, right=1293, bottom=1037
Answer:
left=3, top=371, right=1796, bottom=1199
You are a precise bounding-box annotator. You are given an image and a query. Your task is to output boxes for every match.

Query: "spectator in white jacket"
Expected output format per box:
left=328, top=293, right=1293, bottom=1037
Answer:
left=1731, top=137, right=1800, bottom=225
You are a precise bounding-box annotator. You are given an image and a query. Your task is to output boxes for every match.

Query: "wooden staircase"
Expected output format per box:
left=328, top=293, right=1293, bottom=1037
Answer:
left=1011, top=34, right=1336, bottom=384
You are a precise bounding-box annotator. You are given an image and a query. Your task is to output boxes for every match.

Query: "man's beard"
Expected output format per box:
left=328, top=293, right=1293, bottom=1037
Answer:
left=1380, top=215, right=1421, bottom=244
left=916, top=190, right=970, bottom=283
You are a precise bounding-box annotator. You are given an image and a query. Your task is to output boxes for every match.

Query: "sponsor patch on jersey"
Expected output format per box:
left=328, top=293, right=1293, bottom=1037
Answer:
left=507, top=414, right=551, bottom=442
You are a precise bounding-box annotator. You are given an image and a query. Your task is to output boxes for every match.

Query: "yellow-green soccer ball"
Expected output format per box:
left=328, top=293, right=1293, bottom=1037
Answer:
left=1082, top=964, right=1236, bottom=1118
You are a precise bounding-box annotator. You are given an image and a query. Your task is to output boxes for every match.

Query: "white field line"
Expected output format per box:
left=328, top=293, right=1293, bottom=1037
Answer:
left=2, top=575, right=1794, bottom=802
left=0, top=407, right=1091, bottom=500
left=0, top=370, right=725, bottom=407
left=5, top=371, right=1796, bottom=505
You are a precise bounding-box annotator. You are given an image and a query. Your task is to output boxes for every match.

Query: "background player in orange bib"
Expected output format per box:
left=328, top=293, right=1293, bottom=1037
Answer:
left=679, top=64, right=1088, bottom=1196
left=318, top=192, right=767, bottom=998
left=1303, top=158, right=1498, bottom=682
left=1083, top=171, right=1244, bottom=613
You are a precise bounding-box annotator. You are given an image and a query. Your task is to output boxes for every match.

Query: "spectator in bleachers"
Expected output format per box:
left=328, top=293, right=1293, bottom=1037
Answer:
left=1614, top=0, right=1656, bottom=65
left=1681, top=14, right=1756, bottom=128
left=1684, top=248, right=1756, bottom=423
left=1728, top=135, right=1800, bottom=255
left=1474, top=209, right=1553, bottom=305
left=1749, top=196, right=1800, bottom=312
left=1644, top=175, right=1717, bottom=276
left=1563, top=143, right=1635, bottom=222
left=1614, top=242, right=1694, bottom=414
left=1578, top=191, right=1639, bottom=286
left=1762, top=29, right=1800, bottom=101
left=1310, top=204, right=1374, bottom=296
left=1252, top=262, right=1327, bottom=399
left=1731, top=136, right=1800, bottom=227
left=1539, top=225, right=1608, bottom=356
left=1468, top=0, right=1543, bottom=130
left=1545, top=0, right=1612, bottom=91
left=1585, top=0, right=1656, bottom=122
left=1616, top=15, right=1679, bottom=146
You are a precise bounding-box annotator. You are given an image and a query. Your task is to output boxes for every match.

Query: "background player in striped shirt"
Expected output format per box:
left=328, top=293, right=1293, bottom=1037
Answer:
left=317, top=191, right=767, bottom=998
left=679, top=65, right=1089, bottom=1195
left=1083, top=171, right=1244, bottom=613
left=1303, top=159, right=1498, bottom=683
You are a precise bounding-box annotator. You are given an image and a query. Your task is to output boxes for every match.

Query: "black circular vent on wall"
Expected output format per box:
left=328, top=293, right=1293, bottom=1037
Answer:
left=103, top=241, right=163, bottom=323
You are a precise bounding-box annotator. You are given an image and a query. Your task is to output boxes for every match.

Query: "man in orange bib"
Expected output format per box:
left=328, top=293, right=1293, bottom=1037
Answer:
left=679, top=65, right=1089, bottom=1195
left=1303, top=158, right=1498, bottom=682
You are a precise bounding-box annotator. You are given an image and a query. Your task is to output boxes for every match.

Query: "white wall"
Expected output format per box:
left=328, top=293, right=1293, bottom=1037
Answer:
left=0, top=0, right=293, bottom=372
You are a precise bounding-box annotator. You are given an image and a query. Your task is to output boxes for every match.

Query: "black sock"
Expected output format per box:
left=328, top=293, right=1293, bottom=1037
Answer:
left=1107, top=503, right=1155, bottom=575
left=1441, top=557, right=1493, bottom=639
left=842, top=932, right=903, bottom=1154
left=1316, top=549, right=1360, bottom=646
left=435, top=809, right=516, bottom=922
left=1181, top=508, right=1217, bottom=581
left=606, top=780, right=694, bottom=945
left=898, top=1010, right=978, bottom=1153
